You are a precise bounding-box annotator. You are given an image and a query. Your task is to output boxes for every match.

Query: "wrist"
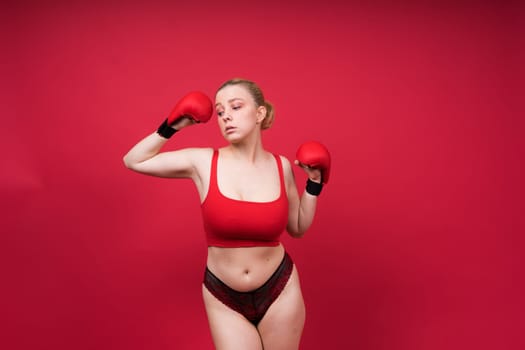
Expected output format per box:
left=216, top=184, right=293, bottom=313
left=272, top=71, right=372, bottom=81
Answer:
left=157, top=119, right=178, bottom=139
left=305, top=178, right=323, bottom=196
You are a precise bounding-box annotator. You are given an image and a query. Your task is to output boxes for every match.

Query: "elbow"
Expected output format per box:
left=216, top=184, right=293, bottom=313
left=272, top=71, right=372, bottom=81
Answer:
left=287, top=226, right=307, bottom=239
left=291, top=232, right=306, bottom=239
left=122, top=154, right=136, bottom=170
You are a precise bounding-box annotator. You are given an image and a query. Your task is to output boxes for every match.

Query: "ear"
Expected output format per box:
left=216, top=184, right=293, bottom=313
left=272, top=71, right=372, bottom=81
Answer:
left=256, top=105, right=267, bottom=124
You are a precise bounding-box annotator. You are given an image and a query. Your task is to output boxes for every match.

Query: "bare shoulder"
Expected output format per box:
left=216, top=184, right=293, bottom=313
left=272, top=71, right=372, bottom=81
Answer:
left=177, top=147, right=213, bottom=177
left=278, top=154, right=293, bottom=172
left=278, top=154, right=296, bottom=182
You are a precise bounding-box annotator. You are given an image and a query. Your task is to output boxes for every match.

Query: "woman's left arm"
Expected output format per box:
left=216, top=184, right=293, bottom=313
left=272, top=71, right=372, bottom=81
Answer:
left=281, top=156, right=322, bottom=237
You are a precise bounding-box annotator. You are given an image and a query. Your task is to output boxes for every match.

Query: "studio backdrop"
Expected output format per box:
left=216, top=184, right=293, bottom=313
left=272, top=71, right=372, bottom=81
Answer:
left=2, top=1, right=523, bottom=349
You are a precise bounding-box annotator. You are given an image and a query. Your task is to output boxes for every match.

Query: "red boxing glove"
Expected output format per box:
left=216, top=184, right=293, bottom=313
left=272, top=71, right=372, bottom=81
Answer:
left=167, top=91, right=213, bottom=125
left=296, top=141, right=331, bottom=184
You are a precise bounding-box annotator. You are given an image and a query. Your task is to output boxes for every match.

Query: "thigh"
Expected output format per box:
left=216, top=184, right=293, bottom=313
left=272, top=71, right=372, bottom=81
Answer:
left=257, top=265, right=306, bottom=350
left=202, top=285, right=263, bottom=350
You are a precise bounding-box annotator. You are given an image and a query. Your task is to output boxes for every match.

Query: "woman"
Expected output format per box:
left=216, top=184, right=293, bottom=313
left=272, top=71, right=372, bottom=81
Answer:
left=123, top=78, right=329, bottom=350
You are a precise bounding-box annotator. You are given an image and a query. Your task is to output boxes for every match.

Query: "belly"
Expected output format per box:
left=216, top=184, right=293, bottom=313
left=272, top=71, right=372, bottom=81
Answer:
left=206, top=244, right=285, bottom=292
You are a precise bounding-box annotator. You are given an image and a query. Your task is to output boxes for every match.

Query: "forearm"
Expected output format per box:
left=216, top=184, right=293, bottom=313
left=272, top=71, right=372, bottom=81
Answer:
left=123, top=132, right=169, bottom=168
left=296, top=191, right=318, bottom=236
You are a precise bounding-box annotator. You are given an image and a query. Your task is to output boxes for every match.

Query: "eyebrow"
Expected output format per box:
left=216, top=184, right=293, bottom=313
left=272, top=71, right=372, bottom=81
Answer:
left=215, top=98, right=244, bottom=107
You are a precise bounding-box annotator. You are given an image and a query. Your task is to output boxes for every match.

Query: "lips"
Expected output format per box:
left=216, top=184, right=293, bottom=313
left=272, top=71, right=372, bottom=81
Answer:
left=225, top=126, right=236, bottom=133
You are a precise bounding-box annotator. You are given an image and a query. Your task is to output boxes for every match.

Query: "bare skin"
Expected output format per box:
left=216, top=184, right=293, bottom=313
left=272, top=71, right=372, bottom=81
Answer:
left=123, top=84, right=321, bottom=349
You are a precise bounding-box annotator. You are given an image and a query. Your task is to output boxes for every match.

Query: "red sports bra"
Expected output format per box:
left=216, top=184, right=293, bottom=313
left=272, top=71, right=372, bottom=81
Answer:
left=201, top=149, right=289, bottom=248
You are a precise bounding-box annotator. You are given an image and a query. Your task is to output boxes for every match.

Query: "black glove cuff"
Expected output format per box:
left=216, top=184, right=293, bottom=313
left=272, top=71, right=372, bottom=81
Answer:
left=156, top=119, right=178, bottom=139
left=305, top=178, right=323, bottom=196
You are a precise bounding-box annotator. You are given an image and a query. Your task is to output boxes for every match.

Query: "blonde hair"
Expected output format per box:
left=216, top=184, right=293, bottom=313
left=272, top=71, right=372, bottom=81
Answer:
left=217, top=78, right=274, bottom=130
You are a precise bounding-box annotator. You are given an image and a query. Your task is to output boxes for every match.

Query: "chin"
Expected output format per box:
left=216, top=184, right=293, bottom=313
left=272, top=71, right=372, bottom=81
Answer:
left=227, top=138, right=242, bottom=145
left=223, top=133, right=242, bottom=144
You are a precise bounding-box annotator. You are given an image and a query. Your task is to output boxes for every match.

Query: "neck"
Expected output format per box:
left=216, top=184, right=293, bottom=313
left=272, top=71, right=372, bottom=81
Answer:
left=226, top=133, right=264, bottom=163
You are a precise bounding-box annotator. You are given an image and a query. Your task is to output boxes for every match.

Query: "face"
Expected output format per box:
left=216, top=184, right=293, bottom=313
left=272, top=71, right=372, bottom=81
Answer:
left=215, top=85, right=265, bottom=143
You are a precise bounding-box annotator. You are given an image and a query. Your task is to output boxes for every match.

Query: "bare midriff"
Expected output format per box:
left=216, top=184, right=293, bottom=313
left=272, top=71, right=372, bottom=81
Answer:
left=206, top=244, right=286, bottom=292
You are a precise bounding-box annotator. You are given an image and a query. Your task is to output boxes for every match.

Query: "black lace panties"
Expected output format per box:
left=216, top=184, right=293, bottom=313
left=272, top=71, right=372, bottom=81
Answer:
left=203, top=252, right=293, bottom=326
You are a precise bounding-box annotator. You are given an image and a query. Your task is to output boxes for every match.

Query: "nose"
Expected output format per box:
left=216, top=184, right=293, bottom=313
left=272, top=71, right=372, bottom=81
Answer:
left=220, top=109, right=232, bottom=121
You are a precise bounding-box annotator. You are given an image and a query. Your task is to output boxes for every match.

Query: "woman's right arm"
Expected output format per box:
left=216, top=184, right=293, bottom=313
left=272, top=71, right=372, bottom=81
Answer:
left=123, top=129, right=199, bottom=179
left=123, top=91, right=214, bottom=179
left=124, top=112, right=213, bottom=180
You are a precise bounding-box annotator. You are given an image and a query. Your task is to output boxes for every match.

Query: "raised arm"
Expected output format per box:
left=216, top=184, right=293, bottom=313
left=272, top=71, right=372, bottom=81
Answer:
left=283, top=142, right=331, bottom=237
left=123, top=91, right=214, bottom=179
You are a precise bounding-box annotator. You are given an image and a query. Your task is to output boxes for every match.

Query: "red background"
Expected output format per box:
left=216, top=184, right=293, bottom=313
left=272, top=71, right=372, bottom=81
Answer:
left=2, top=1, right=523, bottom=349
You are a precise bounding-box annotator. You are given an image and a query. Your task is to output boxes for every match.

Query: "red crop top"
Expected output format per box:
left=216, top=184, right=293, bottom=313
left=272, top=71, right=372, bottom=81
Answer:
left=201, top=149, right=289, bottom=248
